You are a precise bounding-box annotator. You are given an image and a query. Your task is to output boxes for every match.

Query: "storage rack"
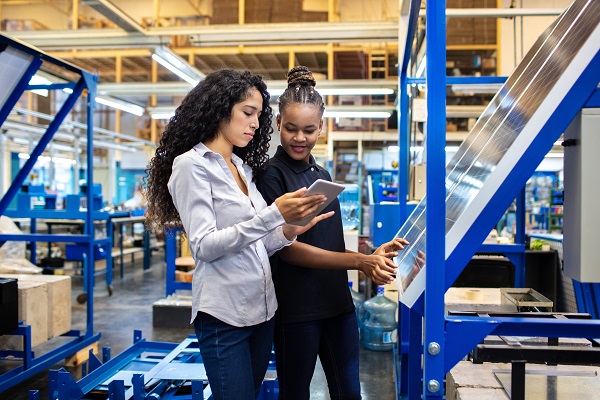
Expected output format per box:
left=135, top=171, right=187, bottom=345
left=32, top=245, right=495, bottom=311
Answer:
left=0, top=33, right=101, bottom=391
left=393, top=1, right=600, bottom=399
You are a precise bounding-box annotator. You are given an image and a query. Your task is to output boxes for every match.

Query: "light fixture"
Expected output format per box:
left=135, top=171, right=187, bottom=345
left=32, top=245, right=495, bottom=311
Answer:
left=149, top=105, right=396, bottom=120
left=326, top=111, right=392, bottom=119
left=451, top=83, right=502, bottom=94
left=268, top=88, right=395, bottom=96
left=95, top=96, right=145, bottom=116
left=152, top=46, right=205, bottom=86
left=97, top=79, right=398, bottom=97
left=28, top=74, right=51, bottom=97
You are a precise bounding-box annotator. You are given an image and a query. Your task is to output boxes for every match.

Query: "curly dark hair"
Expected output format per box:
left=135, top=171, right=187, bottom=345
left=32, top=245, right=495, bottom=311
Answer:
left=144, top=69, right=273, bottom=233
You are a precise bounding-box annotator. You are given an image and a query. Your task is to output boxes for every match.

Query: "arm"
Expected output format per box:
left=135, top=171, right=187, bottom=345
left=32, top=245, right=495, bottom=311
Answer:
left=169, top=155, right=287, bottom=263
left=278, top=242, right=397, bottom=286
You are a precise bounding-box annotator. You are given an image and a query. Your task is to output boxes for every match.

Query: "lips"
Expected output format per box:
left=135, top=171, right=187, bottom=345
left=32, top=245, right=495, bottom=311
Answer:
left=290, top=145, right=306, bottom=153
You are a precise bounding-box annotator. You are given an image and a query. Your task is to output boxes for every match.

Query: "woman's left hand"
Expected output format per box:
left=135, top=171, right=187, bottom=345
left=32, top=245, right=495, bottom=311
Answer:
left=282, top=211, right=335, bottom=240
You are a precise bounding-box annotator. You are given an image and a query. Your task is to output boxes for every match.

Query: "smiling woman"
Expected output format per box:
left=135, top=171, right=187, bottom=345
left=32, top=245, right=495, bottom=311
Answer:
left=142, top=68, right=334, bottom=399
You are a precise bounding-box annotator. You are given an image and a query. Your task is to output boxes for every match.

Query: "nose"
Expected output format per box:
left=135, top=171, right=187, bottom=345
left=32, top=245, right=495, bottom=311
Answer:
left=250, top=117, right=259, bottom=130
left=293, top=130, right=306, bottom=142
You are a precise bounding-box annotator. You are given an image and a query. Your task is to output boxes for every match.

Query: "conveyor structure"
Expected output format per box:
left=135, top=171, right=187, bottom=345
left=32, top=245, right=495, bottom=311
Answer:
left=0, top=33, right=102, bottom=392
left=29, top=331, right=277, bottom=400
left=394, top=1, right=600, bottom=399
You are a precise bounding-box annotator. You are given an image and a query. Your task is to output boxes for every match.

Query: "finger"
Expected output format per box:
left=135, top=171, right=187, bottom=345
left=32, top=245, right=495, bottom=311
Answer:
left=380, top=251, right=399, bottom=258
left=291, top=187, right=308, bottom=197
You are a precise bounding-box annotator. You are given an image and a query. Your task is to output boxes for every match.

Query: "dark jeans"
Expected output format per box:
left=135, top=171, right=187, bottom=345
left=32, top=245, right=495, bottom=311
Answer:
left=274, top=311, right=361, bottom=400
left=193, top=312, right=275, bottom=400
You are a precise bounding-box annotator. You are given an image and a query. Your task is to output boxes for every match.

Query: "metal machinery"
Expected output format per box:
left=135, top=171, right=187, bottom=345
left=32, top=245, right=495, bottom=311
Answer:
left=0, top=32, right=108, bottom=392
left=393, top=1, right=600, bottom=399
left=27, top=331, right=277, bottom=400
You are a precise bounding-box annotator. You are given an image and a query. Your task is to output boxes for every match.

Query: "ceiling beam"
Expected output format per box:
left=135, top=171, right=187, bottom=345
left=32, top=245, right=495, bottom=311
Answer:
left=97, top=79, right=399, bottom=97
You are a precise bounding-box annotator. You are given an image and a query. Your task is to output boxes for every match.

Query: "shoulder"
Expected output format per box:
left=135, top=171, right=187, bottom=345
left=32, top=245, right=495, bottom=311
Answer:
left=173, top=149, right=203, bottom=169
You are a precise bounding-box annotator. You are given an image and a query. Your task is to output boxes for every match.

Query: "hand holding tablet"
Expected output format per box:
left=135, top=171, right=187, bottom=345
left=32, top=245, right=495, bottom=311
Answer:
left=290, top=179, right=346, bottom=226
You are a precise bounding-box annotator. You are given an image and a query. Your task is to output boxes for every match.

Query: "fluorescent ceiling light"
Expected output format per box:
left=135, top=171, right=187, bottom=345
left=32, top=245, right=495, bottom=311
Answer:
left=327, top=111, right=391, bottom=119
left=451, top=83, right=502, bottom=94
left=268, top=88, right=395, bottom=96
left=19, top=153, right=76, bottom=165
left=28, top=74, right=51, bottom=97
left=95, top=96, right=145, bottom=116
left=152, top=46, right=205, bottom=86
left=151, top=105, right=396, bottom=120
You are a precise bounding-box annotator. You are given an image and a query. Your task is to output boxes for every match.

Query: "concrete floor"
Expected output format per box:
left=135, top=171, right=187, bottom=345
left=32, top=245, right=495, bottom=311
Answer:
left=1, top=251, right=397, bottom=399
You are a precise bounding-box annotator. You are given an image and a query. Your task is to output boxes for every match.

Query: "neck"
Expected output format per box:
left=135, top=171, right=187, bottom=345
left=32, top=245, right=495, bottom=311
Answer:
left=204, top=135, right=233, bottom=161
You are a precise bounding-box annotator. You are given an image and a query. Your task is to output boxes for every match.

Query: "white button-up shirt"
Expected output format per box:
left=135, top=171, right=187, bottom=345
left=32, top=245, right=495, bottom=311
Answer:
left=168, top=142, right=292, bottom=327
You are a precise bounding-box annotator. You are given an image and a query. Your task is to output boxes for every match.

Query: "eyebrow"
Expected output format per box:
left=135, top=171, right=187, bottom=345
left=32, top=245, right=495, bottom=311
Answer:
left=283, top=122, right=317, bottom=129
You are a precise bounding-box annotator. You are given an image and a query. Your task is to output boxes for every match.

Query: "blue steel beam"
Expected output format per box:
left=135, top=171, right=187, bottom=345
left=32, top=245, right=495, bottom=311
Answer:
left=423, top=0, right=446, bottom=398
left=0, top=57, right=42, bottom=127
left=0, top=78, right=86, bottom=216
left=0, top=332, right=100, bottom=393
left=445, top=316, right=600, bottom=372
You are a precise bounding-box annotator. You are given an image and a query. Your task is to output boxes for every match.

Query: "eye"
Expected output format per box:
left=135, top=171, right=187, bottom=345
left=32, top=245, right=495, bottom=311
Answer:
left=244, top=111, right=252, bottom=116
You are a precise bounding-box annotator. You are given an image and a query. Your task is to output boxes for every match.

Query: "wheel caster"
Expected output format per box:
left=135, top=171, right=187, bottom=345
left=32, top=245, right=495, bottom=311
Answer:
left=77, top=293, right=87, bottom=304
left=107, top=285, right=113, bottom=296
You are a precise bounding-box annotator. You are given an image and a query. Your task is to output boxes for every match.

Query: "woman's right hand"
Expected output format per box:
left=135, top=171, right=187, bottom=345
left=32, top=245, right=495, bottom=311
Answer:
left=274, top=187, right=326, bottom=224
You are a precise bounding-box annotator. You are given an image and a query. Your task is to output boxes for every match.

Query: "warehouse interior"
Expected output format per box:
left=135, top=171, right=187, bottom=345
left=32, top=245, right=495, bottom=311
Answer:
left=1, top=0, right=599, bottom=399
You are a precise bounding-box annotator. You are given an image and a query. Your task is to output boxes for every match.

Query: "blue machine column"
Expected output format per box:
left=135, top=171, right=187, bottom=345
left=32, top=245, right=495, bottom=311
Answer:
left=423, top=0, right=446, bottom=399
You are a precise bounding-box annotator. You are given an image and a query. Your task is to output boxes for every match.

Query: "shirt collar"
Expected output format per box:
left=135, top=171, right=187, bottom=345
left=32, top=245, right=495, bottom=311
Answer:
left=193, top=142, right=243, bottom=166
left=274, top=145, right=321, bottom=174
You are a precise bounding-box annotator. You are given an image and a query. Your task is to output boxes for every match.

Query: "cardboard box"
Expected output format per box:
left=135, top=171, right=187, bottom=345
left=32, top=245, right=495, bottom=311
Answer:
left=0, top=281, right=48, bottom=349
left=0, top=274, right=71, bottom=338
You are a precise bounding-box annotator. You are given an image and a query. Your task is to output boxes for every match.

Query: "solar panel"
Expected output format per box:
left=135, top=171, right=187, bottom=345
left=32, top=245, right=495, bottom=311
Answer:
left=397, top=0, right=600, bottom=307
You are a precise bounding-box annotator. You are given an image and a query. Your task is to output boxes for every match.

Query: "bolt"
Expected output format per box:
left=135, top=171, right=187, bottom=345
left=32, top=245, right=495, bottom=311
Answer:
left=428, top=342, right=440, bottom=355
left=427, top=379, right=440, bottom=393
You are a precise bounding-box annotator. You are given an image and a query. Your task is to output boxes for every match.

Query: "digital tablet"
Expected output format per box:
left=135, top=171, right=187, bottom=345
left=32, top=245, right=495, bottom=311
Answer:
left=290, top=179, right=346, bottom=226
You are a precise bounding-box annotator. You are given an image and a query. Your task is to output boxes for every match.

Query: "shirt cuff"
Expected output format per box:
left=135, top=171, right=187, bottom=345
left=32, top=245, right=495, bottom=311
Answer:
left=275, top=226, right=296, bottom=247
left=257, top=203, right=287, bottom=231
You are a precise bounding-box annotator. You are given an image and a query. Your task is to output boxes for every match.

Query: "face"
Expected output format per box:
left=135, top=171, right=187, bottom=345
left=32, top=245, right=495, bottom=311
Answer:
left=277, top=103, right=323, bottom=163
left=217, top=88, right=263, bottom=149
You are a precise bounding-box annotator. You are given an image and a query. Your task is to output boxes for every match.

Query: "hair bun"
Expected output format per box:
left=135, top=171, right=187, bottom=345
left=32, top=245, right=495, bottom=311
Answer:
left=287, top=66, right=316, bottom=88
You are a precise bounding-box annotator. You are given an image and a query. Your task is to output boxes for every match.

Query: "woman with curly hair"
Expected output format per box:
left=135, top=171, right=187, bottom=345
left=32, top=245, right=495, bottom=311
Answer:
left=144, top=69, right=332, bottom=399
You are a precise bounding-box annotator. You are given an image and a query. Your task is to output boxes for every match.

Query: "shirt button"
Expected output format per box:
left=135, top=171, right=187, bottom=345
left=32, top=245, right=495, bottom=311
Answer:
left=311, top=167, right=315, bottom=171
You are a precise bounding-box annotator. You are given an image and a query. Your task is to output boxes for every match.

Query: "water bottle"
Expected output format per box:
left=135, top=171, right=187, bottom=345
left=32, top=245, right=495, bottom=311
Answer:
left=360, top=286, right=397, bottom=351
left=348, top=281, right=364, bottom=322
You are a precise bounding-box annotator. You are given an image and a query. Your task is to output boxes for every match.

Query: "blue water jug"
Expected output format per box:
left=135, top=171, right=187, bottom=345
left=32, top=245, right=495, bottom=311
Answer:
left=360, top=286, right=397, bottom=351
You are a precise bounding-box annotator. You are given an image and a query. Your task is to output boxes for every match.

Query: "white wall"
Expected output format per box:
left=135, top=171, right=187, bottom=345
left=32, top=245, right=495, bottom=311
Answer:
left=499, top=0, right=572, bottom=76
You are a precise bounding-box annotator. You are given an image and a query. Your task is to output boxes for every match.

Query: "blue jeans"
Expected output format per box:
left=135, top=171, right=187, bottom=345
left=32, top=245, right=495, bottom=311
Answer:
left=274, top=311, right=361, bottom=400
left=193, top=312, right=275, bottom=400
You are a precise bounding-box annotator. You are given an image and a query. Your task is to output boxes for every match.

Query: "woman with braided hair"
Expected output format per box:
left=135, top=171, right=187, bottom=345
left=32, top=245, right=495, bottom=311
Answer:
left=257, top=66, right=408, bottom=399
left=144, top=69, right=333, bottom=399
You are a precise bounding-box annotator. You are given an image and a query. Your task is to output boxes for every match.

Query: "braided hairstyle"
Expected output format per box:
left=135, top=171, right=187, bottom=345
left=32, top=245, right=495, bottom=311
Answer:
left=278, top=66, right=325, bottom=116
left=144, top=69, right=273, bottom=233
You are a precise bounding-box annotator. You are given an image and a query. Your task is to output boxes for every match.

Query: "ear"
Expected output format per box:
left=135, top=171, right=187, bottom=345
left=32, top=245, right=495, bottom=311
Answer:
left=276, top=114, right=282, bottom=130
left=318, top=118, right=324, bottom=134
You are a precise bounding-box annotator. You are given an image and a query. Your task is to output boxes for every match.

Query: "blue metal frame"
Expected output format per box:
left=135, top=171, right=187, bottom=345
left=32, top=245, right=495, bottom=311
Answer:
left=165, top=228, right=192, bottom=296
left=0, top=33, right=104, bottom=392
left=395, top=3, right=600, bottom=399
left=39, top=330, right=278, bottom=399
